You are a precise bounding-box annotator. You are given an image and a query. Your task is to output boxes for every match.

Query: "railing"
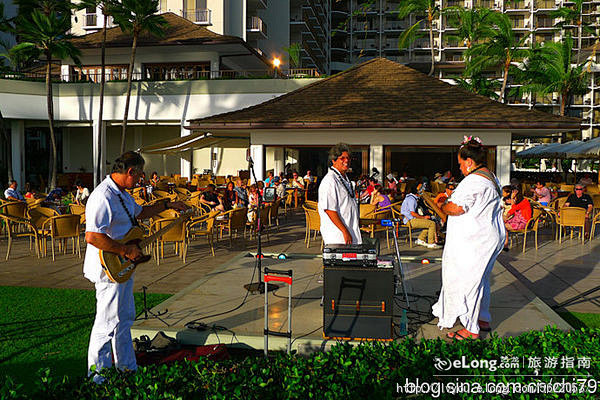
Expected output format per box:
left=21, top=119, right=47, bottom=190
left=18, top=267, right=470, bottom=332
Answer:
left=0, top=68, right=320, bottom=83
left=247, top=16, right=268, bottom=37
left=182, top=9, right=211, bottom=24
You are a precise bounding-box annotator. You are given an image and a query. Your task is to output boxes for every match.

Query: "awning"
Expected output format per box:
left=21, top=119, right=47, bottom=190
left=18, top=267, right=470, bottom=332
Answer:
left=565, top=137, right=600, bottom=159
left=138, top=131, right=250, bottom=155
left=515, top=142, right=562, bottom=158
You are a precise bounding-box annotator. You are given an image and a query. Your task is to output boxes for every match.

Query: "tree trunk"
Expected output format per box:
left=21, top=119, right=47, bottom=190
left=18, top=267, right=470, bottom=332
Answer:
left=45, top=52, right=58, bottom=190
left=0, top=109, right=13, bottom=182
left=500, top=58, right=510, bottom=103
left=120, top=31, right=138, bottom=154
left=560, top=93, right=567, bottom=142
left=428, top=12, right=435, bottom=76
left=97, top=13, right=107, bottom=186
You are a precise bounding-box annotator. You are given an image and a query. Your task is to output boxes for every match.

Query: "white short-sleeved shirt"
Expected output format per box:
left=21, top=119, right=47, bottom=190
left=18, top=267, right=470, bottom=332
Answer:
left=83, top=176, right=142, bottom=283
left=318, top=168, right=362, bottom=245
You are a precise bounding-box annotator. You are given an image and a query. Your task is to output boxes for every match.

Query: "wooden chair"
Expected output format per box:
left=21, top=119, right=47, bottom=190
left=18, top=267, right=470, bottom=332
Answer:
left=150, top=216, right=188, bottom=265
left=359, top=203, right=377, bottom=219
left=69, top=203, right=86, bottom=226
left=270, top=198, right=282, bottom=228
left=219, top=207, right=248, bottom=246
left=391, top=203, right=412, bottom=247
left=591, top=212, right=600, bottom=241
left=304, top=200, right=318, bottom=210
left=360, top=209, right=391, bottom=249
left=0, top=203, right=40, bottom=260
left=586, top=185, right=599, bottom=195
left=27, top=207, right=59, bottom=256
left=592, top=194, right=600, bottom=217
left=507, top=207, right=543, bottom=252
left=187, top=210, right=220, bottom=256
left=46, top=214, right=81, bottom=261
left=302, top=204, right=322, bottom=249
left=174, top=187, right=191, bottom=200
left=558, top=207, right=587, bottom=244
left=560, top=184, right=574, bottom=193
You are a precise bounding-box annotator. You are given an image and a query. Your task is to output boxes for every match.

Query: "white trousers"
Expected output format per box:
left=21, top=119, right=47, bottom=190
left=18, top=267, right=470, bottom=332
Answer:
left=87, top=278, right=136, bottom=377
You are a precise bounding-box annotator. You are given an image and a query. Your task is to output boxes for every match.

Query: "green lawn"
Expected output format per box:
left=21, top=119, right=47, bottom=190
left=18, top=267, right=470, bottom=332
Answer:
left=0, top=286, right=170, bottom=385
left=559, top=311, right=600, bottom=329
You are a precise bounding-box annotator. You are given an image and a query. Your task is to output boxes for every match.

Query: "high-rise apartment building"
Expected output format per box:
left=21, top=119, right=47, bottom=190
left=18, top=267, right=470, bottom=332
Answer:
left=331, top=0, right=600, bottom=138
left=71, top=0, right=330, bottom=74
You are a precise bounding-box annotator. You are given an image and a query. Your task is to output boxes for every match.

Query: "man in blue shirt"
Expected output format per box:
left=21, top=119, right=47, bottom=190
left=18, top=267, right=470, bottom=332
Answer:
left=400, top=186, right=440, bottom=249
left=4, top=181, right=24, bottom=201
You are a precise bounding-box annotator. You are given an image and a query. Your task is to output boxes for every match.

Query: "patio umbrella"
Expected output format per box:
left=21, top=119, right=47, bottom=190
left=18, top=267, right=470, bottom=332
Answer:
left=515, top=142, right=562, bottom=158
left=543, top=140, right=585, bottom=159
left=565, top=137, right=600, bottom=159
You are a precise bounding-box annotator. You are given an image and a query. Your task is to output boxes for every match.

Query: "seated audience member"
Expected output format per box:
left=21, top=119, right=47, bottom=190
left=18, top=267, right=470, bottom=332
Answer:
left=501, top=185, right=513, bottom=217
left=46, top=187, right=64, bottom=202
left=400, top=186, right=440, bottom=249
left=370, top=184, right=392, bottom=210
left=441, top=170, right=453, bottom=184
left=264, top=171, right=274, bottom=187
left=416, top=176, right=430, bottom=194
left=433, top=172, right=444, bottom=184
left=200, top=184, right=223, bottom=211
left=290, top=171, right=305, bottom=189
left=503, top=186, right=532, bottom=250
left=247, top=184, right=259, bottom=222
left=565, top=184, right=594, bottom=235
left=579, top=174, right=594, bottom=186
left=150, top=171, right=159, bottom=187
left=234, top=178, right=249, bottom=206
left=533, top=180, right=551, bottom=206
left=386, top=174, right=398, bottom=198
left=304, top=170, right=316, bottom=184
left=273, top=176, right=285, bottom=199
left=398, top=172, right=409, bottom=182
left=278, top=172, right=288, bottom=186
left=433, top=182, right=456, bottom=205
left=25, top=187, right=37, bottom=199
left=223, top=181, right=238, bottom=211
left=4, top=180, right=24, bottom=201
left=74, top=180, right=90, bottom=205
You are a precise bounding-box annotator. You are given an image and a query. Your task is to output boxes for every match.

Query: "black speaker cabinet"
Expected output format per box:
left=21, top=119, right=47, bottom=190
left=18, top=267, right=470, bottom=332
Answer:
left=323, top=265, right=394, bottom=340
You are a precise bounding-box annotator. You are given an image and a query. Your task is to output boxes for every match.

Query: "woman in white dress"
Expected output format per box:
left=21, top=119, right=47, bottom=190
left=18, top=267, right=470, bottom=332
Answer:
left=433, top=137, right=506, bottom=340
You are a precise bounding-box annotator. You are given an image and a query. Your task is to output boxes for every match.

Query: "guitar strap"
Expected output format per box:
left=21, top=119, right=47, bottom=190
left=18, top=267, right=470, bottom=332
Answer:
left=471, top=167, right=502, bottom=198
left=117, top=193, right=139, bottom=228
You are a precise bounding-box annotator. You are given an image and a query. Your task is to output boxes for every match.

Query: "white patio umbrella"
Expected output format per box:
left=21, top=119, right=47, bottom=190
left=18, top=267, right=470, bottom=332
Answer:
left=543, top=140, right=585, bottom=159
left=566, top=137, right=600, bottom=159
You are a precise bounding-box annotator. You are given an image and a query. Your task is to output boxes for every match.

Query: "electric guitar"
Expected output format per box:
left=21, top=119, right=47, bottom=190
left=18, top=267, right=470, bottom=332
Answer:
left=99, top=210, right=194, bottom=283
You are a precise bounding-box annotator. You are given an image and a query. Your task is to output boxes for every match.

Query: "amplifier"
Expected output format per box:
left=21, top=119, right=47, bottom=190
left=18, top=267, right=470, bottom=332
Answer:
left=323, top=244, right=377, bottom=267
left=323, top=264, right=393, bottom=340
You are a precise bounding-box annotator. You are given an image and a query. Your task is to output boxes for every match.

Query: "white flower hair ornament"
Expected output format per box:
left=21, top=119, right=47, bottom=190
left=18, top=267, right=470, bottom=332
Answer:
left=461, top=136, right=483, bottom=147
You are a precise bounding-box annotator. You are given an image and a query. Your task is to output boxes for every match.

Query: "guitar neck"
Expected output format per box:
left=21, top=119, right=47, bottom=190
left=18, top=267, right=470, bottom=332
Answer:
left=139, top=211, right=192, bottom=248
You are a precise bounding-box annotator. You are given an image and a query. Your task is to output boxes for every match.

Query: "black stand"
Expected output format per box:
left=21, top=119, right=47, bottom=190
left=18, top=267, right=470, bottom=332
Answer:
left=135, top=286, right=169, bottom=326
left=243, top=158, right=278, bottom=294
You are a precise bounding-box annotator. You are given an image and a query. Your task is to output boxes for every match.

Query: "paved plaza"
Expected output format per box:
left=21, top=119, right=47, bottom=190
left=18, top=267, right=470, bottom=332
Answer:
left=2, top=211, right=597, bottom=350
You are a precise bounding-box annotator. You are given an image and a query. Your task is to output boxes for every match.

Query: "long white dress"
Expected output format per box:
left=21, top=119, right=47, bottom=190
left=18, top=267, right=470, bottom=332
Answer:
left=431, top=173, right=506, bottom=334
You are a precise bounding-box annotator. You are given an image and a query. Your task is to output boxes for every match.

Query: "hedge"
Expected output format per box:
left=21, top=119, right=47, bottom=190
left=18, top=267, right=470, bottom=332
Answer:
left=2, top=327, right=599, bottom=399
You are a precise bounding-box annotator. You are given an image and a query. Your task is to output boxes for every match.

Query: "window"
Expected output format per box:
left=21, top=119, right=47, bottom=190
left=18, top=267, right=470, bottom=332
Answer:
left=84, top=7, right=97, bottom=27
left=143, top=62, right=211, bottom=80
left=74, top=65, right=128, bottom=82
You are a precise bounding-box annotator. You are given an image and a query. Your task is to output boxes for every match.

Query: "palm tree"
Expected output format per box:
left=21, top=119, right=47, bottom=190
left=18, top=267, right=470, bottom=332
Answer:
left=466, top=12, right=530, bottom=103
left=551, top=0, right=595, bottom=64
left=78, top=0, right=113, bottom=186
left=445, top=7, right=496, bottom=51
left=109, top=0, right=167, bottom=154
left=518, top=35, right=589, bottom=117
left=397, top=0, right=440, bottom=76
left=453, top=73, right=501, bottom=100
left=12, top=9, right=80, bottom=190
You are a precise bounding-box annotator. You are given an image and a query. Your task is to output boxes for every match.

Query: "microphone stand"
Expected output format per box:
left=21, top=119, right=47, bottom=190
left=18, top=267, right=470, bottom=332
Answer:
left=244, top=157, right=278, bottom=294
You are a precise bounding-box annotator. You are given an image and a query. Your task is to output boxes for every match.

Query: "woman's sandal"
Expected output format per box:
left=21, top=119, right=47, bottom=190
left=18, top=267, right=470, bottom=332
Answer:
left=478, top=320, right=491, bottom=332
left=447, top=328, right=479, bottom=341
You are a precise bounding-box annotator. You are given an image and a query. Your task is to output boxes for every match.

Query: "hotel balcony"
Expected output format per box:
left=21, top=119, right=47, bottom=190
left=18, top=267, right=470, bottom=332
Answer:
left=247, top=16, right=268, bottom=38
left=182, top=9, right=211, bottom=25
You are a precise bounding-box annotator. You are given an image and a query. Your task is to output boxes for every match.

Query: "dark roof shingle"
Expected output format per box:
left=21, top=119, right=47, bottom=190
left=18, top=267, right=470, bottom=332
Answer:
left=188, top=58, right=581, bottom=130
left=72, top=12, right=239, bottom=48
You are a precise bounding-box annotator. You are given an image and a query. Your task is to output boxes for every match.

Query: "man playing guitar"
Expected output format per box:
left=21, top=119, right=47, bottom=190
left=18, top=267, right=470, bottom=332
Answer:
left=84, top=151, right=187, bottom=383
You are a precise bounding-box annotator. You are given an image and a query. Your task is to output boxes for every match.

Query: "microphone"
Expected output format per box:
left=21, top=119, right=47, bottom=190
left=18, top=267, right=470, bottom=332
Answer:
left=380, top=218, right=404, bottom=227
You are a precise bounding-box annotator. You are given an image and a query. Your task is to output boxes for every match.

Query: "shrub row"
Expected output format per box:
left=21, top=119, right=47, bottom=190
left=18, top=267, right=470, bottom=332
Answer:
left=2, top=327, right=599, bottom=399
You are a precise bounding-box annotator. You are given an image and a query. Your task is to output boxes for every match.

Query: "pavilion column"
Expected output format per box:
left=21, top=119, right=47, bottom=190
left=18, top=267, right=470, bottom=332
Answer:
left=92, top=118, right=106, bottom=187
left=369, top=145, right=384, bottom=180
left=180, top=124, right=192, bottom=178
left=250, top=144, right=264, bottom=183
left=11, top=120, right=24, bottom=188
left=273, top=147, right=284, bottom=176
left=496, top=145, right=511, bottom=186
